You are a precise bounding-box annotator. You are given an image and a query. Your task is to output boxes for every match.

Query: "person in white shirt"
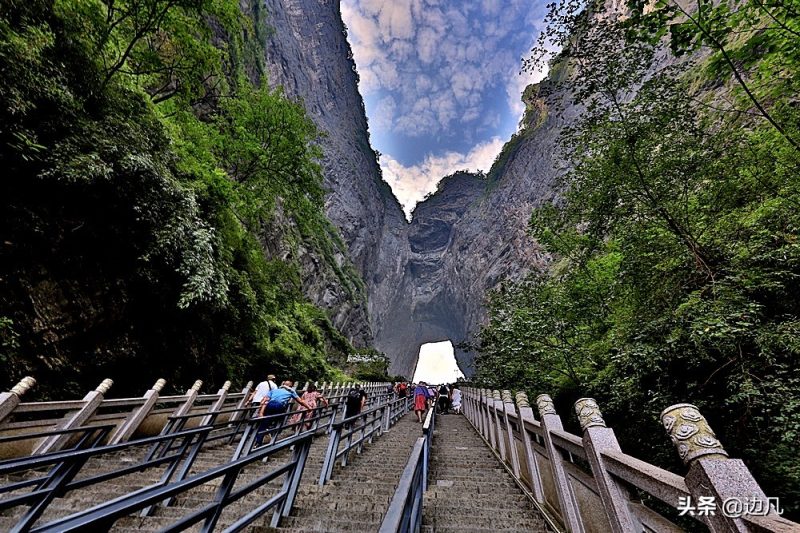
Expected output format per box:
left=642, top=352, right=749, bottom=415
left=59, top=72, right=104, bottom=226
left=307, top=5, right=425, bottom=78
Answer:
left=248, top=374, right=278, bottom=406
left=450, top=385, right=462, bottom=414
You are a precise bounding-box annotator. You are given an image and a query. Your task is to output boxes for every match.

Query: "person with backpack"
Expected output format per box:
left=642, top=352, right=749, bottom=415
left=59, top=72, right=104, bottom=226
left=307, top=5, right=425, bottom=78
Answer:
left=256, top=380, right=311, bottom=445
left=344, top=383, right=367, bottom=420
left=437, top=383, right=451, bottom=414
left=396, top=382, right=408, bottom=398
left=247, top=374, right=278, bottom=408
left=413, top=382, right=432, bottom=423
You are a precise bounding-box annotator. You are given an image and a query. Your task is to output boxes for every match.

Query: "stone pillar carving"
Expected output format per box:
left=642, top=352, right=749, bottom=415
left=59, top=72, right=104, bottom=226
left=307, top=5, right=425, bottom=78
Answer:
left=110, top=378, right=166, bottom=444
left=481, top=389, right=494, bottom=445
left=537, top=394, right=584, bottom=533
left=574, top=398, right=638, bottom=533
left=661, top=403, right=781, bottom=533
left=171, top=379, right=203, bottom=420
left=516, top=392, right=545, bottom=504
left=201, top=380, right=232, bottom=426
left=35, top=379, right=114, bottom=455
left=0, top=376, right=36, bottom=425
left=501, top=390, right=521, bottom=476
left=661, top=403, right=727, bottom=463
left=230, top=380, right=254, bottom=422
left=492, top=390, right=507, bottom=461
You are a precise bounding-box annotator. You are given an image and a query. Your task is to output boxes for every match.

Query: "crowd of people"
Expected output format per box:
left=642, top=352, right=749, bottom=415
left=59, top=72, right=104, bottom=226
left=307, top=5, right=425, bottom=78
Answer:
left=244, top=375, right=370, bottom=446
left=391, top=381, right=462, bottom=423
left=243, top=375, right=464, bottom=446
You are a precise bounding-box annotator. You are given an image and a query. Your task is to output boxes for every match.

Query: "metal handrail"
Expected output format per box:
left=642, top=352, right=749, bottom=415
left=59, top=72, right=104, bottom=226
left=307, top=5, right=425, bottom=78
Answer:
left=0, top=425, right=116, bottom=498
left=30, top=430, right=316, bottom=533
left=379, top=438, right=425, bottom=533
left=0, top=425, right=211, bottom=531
left=318, top=395, right=412, bottom=485
left=379, top=407, right=436, bottom=533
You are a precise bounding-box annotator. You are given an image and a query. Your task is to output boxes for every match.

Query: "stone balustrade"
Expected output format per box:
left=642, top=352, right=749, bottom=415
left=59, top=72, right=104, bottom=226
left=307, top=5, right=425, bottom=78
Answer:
left=461, top=386, right=798, bottom=533
left=0, top=377, right=389, bottom=459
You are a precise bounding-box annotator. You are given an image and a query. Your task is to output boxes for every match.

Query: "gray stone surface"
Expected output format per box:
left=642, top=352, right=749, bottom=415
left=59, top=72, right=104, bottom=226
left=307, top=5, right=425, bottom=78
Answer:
left=257, top=0, right=407, bottom=348
left=254, top=0, right=559, bottom=374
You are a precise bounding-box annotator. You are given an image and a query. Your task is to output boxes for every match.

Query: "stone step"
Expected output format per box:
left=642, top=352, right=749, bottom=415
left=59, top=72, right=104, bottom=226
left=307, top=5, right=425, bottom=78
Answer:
left=289, top=507, right=384, bottom=522
left=278, top=516, right=378, bottom=531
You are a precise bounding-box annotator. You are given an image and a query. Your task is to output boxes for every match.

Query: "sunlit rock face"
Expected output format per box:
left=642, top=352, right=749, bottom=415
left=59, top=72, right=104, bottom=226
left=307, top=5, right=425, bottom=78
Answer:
left=259, top=0, right=568, bottom=377
left=258, top=0, right=406, bottom=347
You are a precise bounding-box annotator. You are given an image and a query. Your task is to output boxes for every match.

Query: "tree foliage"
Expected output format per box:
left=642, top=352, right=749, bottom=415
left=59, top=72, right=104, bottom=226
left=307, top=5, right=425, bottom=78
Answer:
left=479, top=0, right=800, bottom=516
left=0, top=0, right=358, bottom=397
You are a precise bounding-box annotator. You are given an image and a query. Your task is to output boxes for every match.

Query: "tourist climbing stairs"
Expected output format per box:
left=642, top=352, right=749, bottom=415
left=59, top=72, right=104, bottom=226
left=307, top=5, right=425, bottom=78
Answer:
left=2, top=376, right=799, bottom=532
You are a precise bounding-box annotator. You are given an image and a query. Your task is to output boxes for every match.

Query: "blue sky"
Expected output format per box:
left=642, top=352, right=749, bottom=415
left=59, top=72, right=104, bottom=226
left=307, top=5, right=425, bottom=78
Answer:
left=341, top=0, right=548, bottom=217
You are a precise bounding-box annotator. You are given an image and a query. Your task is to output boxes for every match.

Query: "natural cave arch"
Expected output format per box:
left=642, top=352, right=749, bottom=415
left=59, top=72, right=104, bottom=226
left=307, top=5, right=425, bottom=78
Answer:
left=412, top=340, right=466, bottom=384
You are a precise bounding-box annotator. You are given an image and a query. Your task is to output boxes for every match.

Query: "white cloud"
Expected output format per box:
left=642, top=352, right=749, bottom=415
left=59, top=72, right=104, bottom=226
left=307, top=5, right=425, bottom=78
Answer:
left=416, top=26, right=440, bottom=64
left=373, top=95, right=397, bottom=130
left=380, top=137, right=505, bottom=219
left=341, top=0, right=549, bottom=210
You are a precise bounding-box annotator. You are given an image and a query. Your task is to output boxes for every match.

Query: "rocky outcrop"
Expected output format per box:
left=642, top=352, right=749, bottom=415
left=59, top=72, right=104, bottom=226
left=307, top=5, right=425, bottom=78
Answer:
left=258, top=0, right=406, bottom=348
left=372, top=83, right=577, bottom=377
left=257, top=1, right=576, bottom=377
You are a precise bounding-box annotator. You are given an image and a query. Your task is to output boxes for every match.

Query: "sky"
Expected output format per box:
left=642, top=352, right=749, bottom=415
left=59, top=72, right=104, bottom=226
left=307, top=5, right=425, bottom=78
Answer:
left=412, top=341, right=465, bottom=384
left=341, top=0, right=548, bottom=218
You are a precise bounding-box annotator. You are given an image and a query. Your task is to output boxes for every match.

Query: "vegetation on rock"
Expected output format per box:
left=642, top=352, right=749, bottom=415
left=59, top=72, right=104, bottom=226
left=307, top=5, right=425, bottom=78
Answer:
left=476, top=0, right=800, bottom=516
left=0, top=0, right=359, bottom=397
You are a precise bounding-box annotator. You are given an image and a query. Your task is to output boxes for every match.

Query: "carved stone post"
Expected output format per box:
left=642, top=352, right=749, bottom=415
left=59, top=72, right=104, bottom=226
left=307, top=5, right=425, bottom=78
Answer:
left=480, top=389, right=493, bottom=444
left=575, top=398, right=638, bottom=533
left=35, top=379, right=114, bottom=455
left=201, top=380, right=231, bottom=426
left=461, top=387, right=468, bottom=425
left=110, top=378, right=166, bottom=444
left=171, top=380, right=203, bottom=419
left=0, top=376, right=36, bottom=425
left=662, top=403, right=782, bottom=532
left=537, top=394, right=584, bottom=533
left=492, top=390, right=507, bottom=461
left=502, top=390, right=521, bottom=477
left=467, top=387, right=478, bottom=429
left=230, top=381, right=254, bottom=422
left=517, top=392, right=545, bottom=504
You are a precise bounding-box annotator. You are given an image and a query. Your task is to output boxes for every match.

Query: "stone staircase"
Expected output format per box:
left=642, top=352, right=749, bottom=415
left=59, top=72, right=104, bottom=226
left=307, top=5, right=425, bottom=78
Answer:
left=2, top=412, right=551, bottom=532
left=0, top=431, right=311, bottom=531
left=422, top=414, right=549, bottom=533
left=270, top=414, right=421, bottom=533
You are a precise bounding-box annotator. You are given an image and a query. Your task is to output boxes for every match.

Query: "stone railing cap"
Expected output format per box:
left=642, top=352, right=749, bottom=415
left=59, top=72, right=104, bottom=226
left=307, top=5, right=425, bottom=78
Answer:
left=96, top=379, right=114, bottom=394
left=10, top=376, right=36, bottom=396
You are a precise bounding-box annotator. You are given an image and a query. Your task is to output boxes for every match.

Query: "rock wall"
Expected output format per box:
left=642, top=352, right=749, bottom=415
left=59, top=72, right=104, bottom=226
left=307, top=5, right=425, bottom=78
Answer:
left=258, top=0, right=406, bottom=347
left=372, top=84, right=570, bottom=377
left=370, top=75, right=586, bottom=377
left=258, top=1, right=576, bottom=378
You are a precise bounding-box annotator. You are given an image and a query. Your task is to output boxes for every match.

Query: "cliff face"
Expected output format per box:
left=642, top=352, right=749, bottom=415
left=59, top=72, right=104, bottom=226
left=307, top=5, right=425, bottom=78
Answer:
left=372, top=85, right=573, bottom=376
left=256, top=1, right=580, bottom=378
left=259, top=0, right=406, bottom=347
